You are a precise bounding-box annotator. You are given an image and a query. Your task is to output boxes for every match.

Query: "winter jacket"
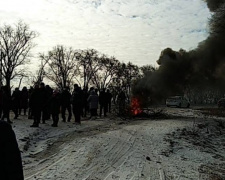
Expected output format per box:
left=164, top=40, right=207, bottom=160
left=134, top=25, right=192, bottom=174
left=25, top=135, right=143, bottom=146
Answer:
left=48, top=93, right=61, bottom=114
left=99, top=91, right=107, bottom=105
left=0, top=121, right=24, bottom=180
left=20, top=89, right=29, bottom=109
left=87, top=91, right=99, bottom=109
left=61, top=90, right=71, bottom=107
left=11, top=90, right=21, bottom=108
left=29, top=88, right=48, bottom=110
left=72, top=88, right=83, bottom=109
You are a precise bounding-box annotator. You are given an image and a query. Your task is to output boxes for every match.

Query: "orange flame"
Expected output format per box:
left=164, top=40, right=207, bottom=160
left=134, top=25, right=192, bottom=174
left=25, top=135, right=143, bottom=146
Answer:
left=131, top=97, right=142, bottom=115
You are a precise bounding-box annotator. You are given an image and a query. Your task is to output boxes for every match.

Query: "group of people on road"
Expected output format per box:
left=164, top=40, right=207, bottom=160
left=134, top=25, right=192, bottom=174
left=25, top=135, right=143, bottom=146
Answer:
left=0, top=83, right=128, bottom=180
left=0, top=82, right=128, bottom=128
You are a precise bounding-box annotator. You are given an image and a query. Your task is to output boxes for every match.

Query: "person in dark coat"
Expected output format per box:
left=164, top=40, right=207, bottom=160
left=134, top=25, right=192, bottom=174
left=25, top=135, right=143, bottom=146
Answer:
left=105, top=89, right=113, bottom=113
left=49, top=89, right=61, bottom=127
left=61, top=87, right=72, bottom=122
left=40, top=83, right=50, bottom=123
left=0, top=120, right=24, bottom=180
left=82, top=88, right=89, bottom=117
left=1, top=86, right=12, bottom=123
left=28, top=86, right=34, bottom=119
left=20, top=86, right=29, bottom=116
left=72, top=84, right=83, bottom=124
left=29, top=83, right=47, bottom=127
left=43, top=85, right=52, bottom=121
left=11, top=87, right=21, bottom=119
left=87, top=90, right=99, bottom=119
left=99, top=88, right=107, bottom=117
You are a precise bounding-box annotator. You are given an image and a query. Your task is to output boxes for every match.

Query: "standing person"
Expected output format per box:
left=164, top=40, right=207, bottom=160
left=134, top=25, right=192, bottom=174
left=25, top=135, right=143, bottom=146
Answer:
left=44, top=85, right=53, bottom=121
left=99, top=88, right=107, bottom=117
left=40, top=83, right=49, bottom=124
left=83, top=88, right=89, bottom=117
left=105, top=89, right=113, bottom=113
left=72, top=84, right=83, bottom=125
left=11, top=87, right=21, bottom=119
left=28, top=86, right=34, bottom=119
left=61, top=87, right=72, bottom=122
left=0, top=121, right=24, bottom=180
left=29, top=83, right=46, bottom=127
left=1, top=86, right=12, bottom=124
left=20, top=86, right=29, bottom=116
left=87, top=89, right=99, bottom=119
left=49, top=89, right=61, bottom=127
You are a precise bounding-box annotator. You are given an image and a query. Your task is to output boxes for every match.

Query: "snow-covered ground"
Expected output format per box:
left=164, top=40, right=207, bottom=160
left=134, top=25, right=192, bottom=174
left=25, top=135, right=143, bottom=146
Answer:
left=10, top=106, right=225, bottom=180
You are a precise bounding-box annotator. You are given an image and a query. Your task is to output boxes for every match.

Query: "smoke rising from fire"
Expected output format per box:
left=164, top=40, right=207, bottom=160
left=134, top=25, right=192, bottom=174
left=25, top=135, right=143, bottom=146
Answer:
left=133, top=0, right=225, bottom=103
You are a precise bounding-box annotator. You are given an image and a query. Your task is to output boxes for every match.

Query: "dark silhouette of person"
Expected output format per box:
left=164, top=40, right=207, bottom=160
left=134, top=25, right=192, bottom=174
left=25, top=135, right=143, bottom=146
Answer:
left=99, top=88, right=107, bottom=117
left=1, top=86, right=12, bottom=124
left=28, top=86, right=34, bottom=119
left=40, top=83, right=50, bottom=123
left=43, top=85, right=53, bottom=121
left=82, top=88, right=89, bottom=117
left=29, top=83, right=47, bottom=127
left=48, top=89, right=61, bottom=127
left=20, top=86, right=29, bottom=116
left=87, top=89, right=99, bottom=119
left=105, top=89, right=113, bottom=113
left=0, top=120, right=24, bottom=180
left=72, top=84, right=83, bottom=124
left=61, top=87, right=72, bottom=122
left=11, top=87, right=21, bottom=119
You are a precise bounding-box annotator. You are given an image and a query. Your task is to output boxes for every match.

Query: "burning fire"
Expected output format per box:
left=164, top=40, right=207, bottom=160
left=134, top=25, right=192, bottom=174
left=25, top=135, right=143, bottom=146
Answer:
left=130, top=97, right=142, bottom=115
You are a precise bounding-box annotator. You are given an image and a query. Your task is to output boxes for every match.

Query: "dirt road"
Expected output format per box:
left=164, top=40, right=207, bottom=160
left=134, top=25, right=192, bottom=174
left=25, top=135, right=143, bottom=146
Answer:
left=13, top=106, right=225, bottom=180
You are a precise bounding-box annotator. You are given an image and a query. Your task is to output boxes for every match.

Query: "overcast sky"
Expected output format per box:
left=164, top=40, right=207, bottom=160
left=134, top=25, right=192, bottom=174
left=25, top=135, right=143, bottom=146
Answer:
left=0, top=0, right=211, bottom=67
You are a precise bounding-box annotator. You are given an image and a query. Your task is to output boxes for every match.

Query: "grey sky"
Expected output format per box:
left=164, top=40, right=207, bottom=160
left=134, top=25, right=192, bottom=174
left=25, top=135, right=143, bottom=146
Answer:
left=0, top=0, right=211, bottom=67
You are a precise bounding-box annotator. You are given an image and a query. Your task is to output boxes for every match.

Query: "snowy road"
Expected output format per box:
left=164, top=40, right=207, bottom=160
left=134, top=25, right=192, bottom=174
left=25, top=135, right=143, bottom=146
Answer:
left=12, top=106, right=225, bottom=180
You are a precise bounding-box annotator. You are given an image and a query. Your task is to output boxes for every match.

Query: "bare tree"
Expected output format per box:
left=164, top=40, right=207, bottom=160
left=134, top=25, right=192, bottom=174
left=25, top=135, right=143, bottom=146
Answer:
left=113, top=62, right=140, bottom=95
left=40, top=45, right=78, bottom=90
left=30, top=58, right=49, bottom=85
left=0, top=21, right=37, bottom=91
left=76, top=49, right=103, bottom=90
left=91, top=55, right=120, bottom=90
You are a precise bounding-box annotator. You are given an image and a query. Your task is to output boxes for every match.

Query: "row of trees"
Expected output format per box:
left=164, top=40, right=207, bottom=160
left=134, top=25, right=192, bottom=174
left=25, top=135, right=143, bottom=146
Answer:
left=0, top=21, right=156, bottom=93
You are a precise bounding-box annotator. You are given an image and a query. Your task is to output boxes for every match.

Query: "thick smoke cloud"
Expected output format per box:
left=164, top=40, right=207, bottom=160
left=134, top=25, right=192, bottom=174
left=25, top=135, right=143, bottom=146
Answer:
left=205, top=0, right=225, bottom=11
left=133, top=0, right=225, bottom=103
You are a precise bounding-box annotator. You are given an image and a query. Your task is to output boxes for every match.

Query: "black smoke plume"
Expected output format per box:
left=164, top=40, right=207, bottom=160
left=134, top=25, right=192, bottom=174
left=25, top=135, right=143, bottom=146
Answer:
left=133, top=0, right=225, bottom=104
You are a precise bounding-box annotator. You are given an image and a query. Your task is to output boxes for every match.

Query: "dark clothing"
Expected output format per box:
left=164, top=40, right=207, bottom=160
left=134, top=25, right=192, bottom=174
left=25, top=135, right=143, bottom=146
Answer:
left=20, top=89, right=29, bottom=115
left=0, top=121, right=24, bottom=180
left=87, top=91, right=99, bottom=117
left=61, top=90, right=72, bottom=122
left=117, top=91, right=126, bottom=115
left=72, top=88, right=83, bottom=124
left=28, top=88, right=34, bottom=119
left=49, top=93, right=61, bottom=126
left=1, top=91, right=11, bottom=122
left=12, top=90, right=21, bottom=119
left=43, top=86, right=53, bottom=121
left=99, top=91, right=107, bottom=117
left=105, top=91, right=112, bottom=113
left=29, top=88, right=47, bottom=126
left=83, top=90, right=89, bottom=117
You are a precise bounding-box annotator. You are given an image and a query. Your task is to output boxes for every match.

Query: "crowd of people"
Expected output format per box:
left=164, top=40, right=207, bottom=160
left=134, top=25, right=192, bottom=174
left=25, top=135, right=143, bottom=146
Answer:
left=0, top=83, right=128, bottom=179
left=0, top=82, right=127, bottom=128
